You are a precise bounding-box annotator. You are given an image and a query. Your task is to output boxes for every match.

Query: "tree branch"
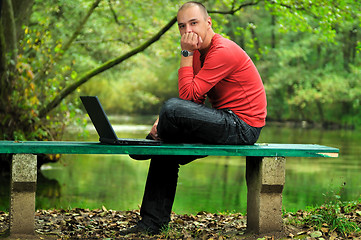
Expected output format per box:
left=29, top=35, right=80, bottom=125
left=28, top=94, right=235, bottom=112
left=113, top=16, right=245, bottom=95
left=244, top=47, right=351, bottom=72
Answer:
left=38, top=16, right=177, bottom=118
left=107, top=0, right=121, bottom=25
left=279, top=3, right=306, bottom=11
left=208, top=1, right=262, bottom=15
left=75, top=37, right=131, bottom=45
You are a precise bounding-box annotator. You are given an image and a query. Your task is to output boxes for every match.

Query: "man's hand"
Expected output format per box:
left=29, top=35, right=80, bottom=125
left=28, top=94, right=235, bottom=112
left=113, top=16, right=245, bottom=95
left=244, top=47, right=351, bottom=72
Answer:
left=149, top=117, right=161, bottom=140
left=181, top=32, right=203, bottom=51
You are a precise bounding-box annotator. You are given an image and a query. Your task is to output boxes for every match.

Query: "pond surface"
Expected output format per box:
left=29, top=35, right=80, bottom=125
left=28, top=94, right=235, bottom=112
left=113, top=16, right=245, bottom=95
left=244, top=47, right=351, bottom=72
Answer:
left=1, top=117, right=360, bottom=214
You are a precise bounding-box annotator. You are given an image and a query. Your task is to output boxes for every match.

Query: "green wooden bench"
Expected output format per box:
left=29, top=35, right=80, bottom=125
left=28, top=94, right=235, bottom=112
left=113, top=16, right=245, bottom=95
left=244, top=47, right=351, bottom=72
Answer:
left=0, top=141, right=339, bottom=236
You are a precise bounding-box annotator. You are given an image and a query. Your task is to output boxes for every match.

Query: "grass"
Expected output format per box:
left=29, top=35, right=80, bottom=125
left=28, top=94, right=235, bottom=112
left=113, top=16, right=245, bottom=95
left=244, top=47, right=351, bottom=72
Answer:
left=303, top=202, right=360, bottom=237
left=284, top=193, right=361, bottom=239
left=159, top=224, right=184, bottom=239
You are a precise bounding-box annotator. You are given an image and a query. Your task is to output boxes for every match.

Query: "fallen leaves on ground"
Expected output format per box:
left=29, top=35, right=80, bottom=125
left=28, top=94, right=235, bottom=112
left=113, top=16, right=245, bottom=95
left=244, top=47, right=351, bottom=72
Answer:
left=0, top=203, right=360, bottom=239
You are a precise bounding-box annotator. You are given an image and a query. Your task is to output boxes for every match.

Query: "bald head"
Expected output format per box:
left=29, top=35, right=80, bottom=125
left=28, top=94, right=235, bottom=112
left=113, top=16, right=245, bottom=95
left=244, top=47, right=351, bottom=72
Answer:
left=178, top=1, right=209, bottom=20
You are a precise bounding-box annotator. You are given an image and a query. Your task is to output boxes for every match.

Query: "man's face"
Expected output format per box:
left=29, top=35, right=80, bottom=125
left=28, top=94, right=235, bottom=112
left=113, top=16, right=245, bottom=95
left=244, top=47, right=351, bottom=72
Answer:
left=177, top=6, right=211, bottom=49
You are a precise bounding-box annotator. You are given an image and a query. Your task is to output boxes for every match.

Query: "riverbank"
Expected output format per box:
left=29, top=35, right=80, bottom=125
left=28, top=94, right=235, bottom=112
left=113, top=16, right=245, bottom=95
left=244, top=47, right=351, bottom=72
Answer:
left=1, top=201, right=360, bottom=239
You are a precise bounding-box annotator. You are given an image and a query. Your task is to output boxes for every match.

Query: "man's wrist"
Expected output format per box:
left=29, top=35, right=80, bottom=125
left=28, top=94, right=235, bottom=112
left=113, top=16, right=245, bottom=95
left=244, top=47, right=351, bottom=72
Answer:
left=181, top=50, right=194, bottom=57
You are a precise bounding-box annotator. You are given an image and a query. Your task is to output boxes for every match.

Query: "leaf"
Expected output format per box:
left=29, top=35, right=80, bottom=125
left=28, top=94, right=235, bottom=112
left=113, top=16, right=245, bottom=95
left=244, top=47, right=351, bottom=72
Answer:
left=329, top=231, right=338, bottom=240
left=321, top=227, right=329, bottom=233
left=310, top=230, right=323, bottom=238
left=71, top=71, right=78, bottom=79
left=54, top=43, right=62, bottom=53
left=102, top=206, right=107, bottom=212
left=296, top=230, right=307, bottom=235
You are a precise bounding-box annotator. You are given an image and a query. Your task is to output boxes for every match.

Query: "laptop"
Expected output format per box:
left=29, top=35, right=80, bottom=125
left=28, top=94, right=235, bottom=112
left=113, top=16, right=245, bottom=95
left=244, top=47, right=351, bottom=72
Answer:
left=80, top=96, right=161, bottom=145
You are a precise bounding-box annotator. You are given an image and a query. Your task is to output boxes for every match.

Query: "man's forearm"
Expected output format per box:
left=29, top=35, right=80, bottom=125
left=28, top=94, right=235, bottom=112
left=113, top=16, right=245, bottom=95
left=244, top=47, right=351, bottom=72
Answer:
left=180, top=55, right=193, bottom=68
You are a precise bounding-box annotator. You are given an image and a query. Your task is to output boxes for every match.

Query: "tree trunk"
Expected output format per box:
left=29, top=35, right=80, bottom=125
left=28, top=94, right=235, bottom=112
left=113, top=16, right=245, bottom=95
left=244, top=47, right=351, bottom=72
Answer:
left=342, top=26, right=358, bottom=72
left=0, top=0, right=34, bottom=139
left=2, top=0, right=17, bottom=69
left=2, top=0, right=34, bottom=54
left=0, top=16, right=8, bottom=113
left=349, top=27, right=358, bottom=64
left=271, top=15, right=276, bottom=49
left=316, top=101, right=324, bottom=125
left=0, top=0, right=34, bottom=109
left=249, top=22, right=260, bottom=56
left=11, top=0, right=34, bottom=47
left=0, top=0, right=17, bottom=113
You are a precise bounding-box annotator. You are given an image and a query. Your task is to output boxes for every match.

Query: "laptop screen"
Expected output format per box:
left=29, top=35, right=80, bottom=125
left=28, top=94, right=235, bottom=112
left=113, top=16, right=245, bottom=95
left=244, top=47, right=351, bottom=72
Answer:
left=80, top=96, right=118, bottom=141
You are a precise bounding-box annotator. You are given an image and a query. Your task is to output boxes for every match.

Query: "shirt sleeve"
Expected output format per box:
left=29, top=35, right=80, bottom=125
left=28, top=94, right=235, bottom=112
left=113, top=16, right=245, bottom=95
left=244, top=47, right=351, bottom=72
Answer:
left=178, top=46, right=236, bottom=103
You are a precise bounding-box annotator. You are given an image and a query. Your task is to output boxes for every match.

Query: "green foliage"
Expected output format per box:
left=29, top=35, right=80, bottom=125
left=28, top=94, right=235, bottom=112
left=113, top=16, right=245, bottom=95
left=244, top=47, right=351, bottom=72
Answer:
left=263, top=34, right=361, bottom=126
left=4, top=23, right=85, bottom=140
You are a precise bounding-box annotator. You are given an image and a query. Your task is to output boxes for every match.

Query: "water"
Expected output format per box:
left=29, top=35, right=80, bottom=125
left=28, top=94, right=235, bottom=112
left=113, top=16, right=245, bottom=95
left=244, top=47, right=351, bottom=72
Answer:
left=1, top=118, right=360, bottom=214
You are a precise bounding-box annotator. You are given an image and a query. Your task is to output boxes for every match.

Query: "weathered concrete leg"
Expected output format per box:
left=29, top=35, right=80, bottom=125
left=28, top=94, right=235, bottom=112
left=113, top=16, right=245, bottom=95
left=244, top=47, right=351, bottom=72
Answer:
left=10, top=154, right=37, bottom=236
left=246, top=156, right=286, bottom=233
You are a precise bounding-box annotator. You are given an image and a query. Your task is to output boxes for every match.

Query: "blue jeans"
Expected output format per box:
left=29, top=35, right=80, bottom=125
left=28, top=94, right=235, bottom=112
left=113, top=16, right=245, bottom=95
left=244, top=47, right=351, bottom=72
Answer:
left=138, top=98, right=262, bottom=232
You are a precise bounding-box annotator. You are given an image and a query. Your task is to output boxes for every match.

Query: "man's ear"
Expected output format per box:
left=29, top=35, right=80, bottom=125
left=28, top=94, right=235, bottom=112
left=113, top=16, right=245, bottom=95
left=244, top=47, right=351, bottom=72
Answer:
left=207, top=17, right=212, bottom=29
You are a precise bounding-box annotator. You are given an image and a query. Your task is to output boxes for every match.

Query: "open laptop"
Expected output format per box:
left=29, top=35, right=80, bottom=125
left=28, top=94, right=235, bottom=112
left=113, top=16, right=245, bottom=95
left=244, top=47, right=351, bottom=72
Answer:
left=80, top=96, right=161, bottom=145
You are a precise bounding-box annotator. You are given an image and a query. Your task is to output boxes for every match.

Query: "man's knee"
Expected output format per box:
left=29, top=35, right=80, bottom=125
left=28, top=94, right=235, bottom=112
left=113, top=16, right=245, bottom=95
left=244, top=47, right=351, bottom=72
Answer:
left=163, top=98, right=183, bottom=110
left=160, top=98, right=183, bottom=117
left=158, top=98, right=186, bottom=140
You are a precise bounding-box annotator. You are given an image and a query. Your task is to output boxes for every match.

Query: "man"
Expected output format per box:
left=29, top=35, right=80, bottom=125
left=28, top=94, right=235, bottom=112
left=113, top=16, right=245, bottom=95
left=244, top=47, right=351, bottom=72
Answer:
left=121, top=1, right=267, bottom=235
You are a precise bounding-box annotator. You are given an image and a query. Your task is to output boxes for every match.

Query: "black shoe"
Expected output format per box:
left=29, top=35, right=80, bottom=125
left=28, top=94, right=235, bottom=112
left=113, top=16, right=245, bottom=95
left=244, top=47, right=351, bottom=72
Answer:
left=119, top=224, right=157, bottom=236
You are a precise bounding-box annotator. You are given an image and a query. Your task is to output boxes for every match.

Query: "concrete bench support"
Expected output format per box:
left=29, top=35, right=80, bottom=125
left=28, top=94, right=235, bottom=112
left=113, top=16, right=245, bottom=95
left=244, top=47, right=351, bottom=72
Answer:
left=10, top=154, right=37, bottom=235
left=246, top=156, right=286, bottom=233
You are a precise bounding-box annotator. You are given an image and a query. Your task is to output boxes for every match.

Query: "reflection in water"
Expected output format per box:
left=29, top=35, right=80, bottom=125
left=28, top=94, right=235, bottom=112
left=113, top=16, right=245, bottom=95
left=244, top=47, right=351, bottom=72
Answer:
left=37, top=172, right=62, bottom=202
left=0, top=174, right=9, bottom=211
left=0, top=123, right=360, bottom=214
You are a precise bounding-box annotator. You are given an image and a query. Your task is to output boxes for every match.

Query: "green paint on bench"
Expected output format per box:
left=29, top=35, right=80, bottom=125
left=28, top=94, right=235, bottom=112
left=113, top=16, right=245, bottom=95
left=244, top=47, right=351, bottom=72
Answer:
left=0, top=141, right=339, bottom=158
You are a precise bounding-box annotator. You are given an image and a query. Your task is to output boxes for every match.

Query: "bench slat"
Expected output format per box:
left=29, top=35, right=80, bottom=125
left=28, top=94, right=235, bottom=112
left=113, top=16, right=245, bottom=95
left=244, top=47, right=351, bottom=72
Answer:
left=0, top=141, right=339, bottom=158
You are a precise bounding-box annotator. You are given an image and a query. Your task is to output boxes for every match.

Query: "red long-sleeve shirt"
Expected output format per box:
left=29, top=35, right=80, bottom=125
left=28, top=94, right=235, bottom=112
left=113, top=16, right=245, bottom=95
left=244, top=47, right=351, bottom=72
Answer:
left=178, top=34, right=267, bottom=128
